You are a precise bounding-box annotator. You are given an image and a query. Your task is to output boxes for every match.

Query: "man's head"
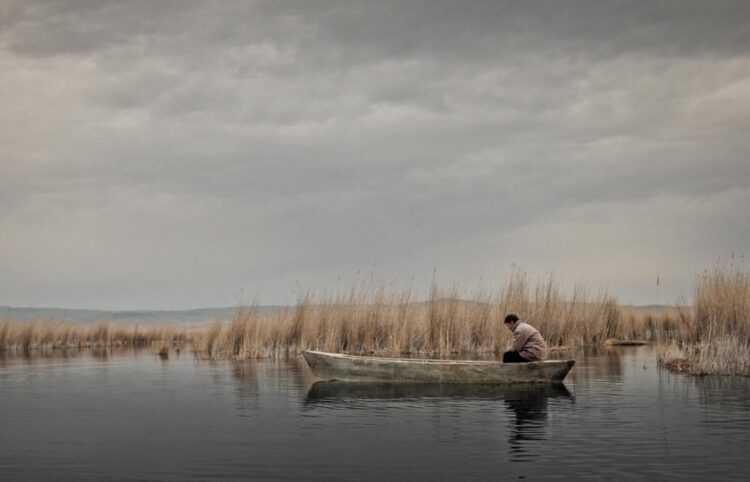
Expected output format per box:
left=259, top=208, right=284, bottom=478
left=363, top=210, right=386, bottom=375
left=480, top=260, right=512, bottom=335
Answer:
left=504, top=314, right=519, bottom=332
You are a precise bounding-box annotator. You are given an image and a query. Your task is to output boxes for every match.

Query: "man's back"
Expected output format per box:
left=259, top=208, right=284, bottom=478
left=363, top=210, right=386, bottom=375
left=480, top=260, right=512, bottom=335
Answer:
left=507, top=321, right=547, bottom=361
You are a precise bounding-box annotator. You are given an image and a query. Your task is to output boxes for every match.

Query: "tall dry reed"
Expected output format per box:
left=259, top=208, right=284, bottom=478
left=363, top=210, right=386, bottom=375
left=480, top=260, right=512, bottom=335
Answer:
left=619, top=305, right=683, bottom=342
left=190, top=270, right=625, bottom=359
left=658, top=262, right=750, bottom=375
left=0, top=319, right=194, bottom=351
left=4, top=271, right=681, bottom=361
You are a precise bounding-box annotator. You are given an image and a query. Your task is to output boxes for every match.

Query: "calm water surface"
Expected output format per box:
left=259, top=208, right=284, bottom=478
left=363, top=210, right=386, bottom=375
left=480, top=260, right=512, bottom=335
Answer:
left=1, top=347, right=749, bottom=481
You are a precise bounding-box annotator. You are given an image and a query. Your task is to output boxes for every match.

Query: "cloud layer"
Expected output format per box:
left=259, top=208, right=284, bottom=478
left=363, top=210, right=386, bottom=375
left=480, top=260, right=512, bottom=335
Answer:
left=2, top=1, right=749, bottom=308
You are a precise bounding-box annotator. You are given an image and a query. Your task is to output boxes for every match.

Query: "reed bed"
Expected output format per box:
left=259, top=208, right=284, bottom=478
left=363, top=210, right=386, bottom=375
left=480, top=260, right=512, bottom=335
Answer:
left=192, top=271, right=625, bottom=359
left=0, top=319, right=192, bottom=352
left=658, top=262, right=750, bottom=375
left=4, top=266, right=748, bottom=376
left=619, top=305, right=683, bottom=342
left=2, top=271, right=626, bottom=359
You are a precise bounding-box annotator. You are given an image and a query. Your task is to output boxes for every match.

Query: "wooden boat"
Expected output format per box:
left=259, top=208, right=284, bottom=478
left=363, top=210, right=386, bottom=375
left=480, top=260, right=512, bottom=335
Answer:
left=302, top=350, right=575, bottom=384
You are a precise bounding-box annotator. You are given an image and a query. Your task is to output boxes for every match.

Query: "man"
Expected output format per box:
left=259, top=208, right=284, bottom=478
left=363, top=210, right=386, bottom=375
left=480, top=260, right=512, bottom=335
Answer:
left=502, top=314, right=547, bottom=363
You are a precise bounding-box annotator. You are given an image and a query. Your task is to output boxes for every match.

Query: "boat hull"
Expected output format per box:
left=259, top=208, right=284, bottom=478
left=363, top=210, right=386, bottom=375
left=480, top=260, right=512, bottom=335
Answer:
left=302, top=350, right=575, bottom=384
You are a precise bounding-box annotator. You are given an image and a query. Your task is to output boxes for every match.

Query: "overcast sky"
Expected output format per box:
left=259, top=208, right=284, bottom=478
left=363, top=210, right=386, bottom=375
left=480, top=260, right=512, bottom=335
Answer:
left=1, top=0, right=749, bottom=309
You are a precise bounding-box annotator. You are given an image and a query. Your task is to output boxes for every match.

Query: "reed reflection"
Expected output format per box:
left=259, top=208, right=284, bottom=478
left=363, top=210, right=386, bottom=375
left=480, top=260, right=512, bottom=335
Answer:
left=0, top=346, right=147, bottom=364
left=231, top=361, right=260, bottom=400
left=5, top=347, right=85, bottom=364
left=691, top=376, right=750, bottom=411
left=567, top=347, right=625, bottom=385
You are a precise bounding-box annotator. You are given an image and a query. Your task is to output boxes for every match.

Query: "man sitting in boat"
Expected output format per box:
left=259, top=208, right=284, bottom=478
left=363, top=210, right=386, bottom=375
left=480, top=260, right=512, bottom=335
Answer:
left=502, top=314, right=547, bottom=363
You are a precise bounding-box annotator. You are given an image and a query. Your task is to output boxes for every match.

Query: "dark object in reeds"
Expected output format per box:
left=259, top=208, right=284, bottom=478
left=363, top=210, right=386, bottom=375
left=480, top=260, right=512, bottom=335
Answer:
left=605, top=339, right=648, bottom=346
left=664, top=358, right=692, bottom=373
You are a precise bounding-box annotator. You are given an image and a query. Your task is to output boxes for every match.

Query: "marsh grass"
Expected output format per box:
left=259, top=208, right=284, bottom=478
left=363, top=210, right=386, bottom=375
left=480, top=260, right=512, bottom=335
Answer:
left=619, top=305, right=683, bottom=342
left=190, top=271, right=625, bottom=359
left=1, top=271, right=626, bottom=359
left=9, top=266, right=746, bottom=374
left=658, top=262, right=750, bottom=375
left=4, top=266, right=747, bottom=377
left=0, top=319, right=193, bottom=352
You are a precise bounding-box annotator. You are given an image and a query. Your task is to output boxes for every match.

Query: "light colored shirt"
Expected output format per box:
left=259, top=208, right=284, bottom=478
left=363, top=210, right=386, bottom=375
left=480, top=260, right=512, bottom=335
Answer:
left=506, top=321, right=547, bottom=361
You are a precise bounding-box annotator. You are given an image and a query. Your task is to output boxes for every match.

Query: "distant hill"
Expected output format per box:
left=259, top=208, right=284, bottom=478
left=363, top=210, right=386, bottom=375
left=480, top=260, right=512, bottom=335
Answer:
left=0, top=305, right=288, bottom=325
left=1, top=302, right=683, bottom=325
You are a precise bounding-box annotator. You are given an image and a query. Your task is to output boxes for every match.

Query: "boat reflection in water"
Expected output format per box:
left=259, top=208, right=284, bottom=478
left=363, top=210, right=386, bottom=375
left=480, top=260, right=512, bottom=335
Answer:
left=502, top=384, right=573, bottom=460
left=305, top=381, right=573, bottom=460
left=306, top=381, right=569, bottom=402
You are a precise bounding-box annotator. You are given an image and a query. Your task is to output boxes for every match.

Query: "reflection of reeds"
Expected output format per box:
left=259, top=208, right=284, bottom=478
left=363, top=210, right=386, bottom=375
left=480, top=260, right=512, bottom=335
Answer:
left=658, top=262, right=750, bottom=375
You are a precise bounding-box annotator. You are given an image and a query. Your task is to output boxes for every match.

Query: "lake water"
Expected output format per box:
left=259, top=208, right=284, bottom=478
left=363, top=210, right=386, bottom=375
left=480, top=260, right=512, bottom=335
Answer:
left=1, top=347, right=749, bottom=481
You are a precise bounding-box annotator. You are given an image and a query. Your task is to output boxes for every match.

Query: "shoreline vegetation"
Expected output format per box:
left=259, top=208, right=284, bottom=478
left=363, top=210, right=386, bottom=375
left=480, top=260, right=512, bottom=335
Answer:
left=2, top=265, right=748, bottom=376
left=656, top=263, right=750, bottom=376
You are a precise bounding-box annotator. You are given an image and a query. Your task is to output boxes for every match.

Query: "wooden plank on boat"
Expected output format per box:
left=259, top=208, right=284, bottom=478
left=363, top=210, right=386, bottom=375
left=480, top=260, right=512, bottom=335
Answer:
left=302, top=350, right=575, bottom=384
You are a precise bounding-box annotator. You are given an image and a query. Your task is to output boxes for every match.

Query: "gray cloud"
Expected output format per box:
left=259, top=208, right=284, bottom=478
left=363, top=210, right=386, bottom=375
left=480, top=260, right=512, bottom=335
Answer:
left=1, top=1, right=749, bottom=309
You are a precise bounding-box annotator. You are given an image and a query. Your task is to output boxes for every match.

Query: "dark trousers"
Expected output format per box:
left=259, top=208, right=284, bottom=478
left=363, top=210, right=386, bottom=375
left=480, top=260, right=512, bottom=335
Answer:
left=503, top=351, right=529, bottom=363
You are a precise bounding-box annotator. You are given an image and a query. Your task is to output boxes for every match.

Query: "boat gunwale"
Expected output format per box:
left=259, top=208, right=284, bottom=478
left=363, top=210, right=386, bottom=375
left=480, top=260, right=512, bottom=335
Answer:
left=303, top=350, right=572, bottom=366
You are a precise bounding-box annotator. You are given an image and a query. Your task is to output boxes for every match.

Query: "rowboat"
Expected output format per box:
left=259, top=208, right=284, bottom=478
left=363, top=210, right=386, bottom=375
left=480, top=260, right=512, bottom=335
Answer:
left=302, top=350, right=575, bottom=384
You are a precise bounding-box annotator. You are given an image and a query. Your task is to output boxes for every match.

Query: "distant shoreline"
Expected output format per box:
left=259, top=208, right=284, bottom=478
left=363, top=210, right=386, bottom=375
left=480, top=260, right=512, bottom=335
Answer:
left=0, top=305, right=288, bottom=324
left=0, top=303, right=680, bottom=325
